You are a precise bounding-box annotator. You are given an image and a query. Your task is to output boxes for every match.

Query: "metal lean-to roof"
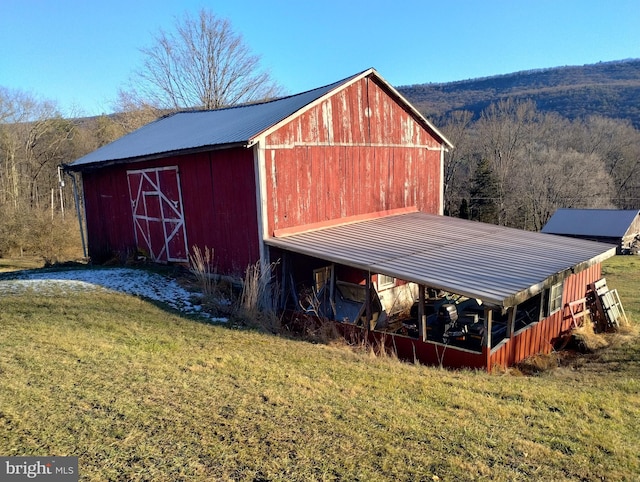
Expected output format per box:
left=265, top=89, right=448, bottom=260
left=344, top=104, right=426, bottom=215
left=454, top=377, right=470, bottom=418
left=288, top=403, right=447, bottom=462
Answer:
left=541, top=208, right=640, bottom=238
left=68, top=68, right=452, bottom=170
left=266, top=211, right=616, bottom=308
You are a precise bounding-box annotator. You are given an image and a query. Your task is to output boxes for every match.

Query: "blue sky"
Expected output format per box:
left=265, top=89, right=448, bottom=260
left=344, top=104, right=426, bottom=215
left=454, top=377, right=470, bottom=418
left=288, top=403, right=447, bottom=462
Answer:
left=1, top=0, right=638, bottom=116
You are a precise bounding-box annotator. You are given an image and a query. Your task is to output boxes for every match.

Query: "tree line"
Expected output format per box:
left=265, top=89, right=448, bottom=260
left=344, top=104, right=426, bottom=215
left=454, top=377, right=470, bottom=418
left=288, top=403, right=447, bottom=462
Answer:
left=435, top=99, right=640, bottom=231
left=0, top=89, right=104, bottom=260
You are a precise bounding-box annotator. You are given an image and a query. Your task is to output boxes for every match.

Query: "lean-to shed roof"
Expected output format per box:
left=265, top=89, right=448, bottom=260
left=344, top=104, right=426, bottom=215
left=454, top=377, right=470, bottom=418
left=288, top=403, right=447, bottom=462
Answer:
left=266, top=211, right=616, bottom=308
left=542, top=208, right=640, bottom=238
left=67, top=68, right=452, bottom=170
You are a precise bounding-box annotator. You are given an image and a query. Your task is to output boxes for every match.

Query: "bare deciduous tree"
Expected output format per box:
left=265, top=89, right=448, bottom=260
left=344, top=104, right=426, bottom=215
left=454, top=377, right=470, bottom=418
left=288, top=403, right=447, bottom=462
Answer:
left=0, top=89, right=73, bottom=210
left=437, top=110, right=474, bottom=216
left=0, top=88, right=82, bottom=259
left=129, top=9, right=283, bottom=111
left=473, top=99, right=538, bottom=225
left=578, top=116, right=640, bottom=208
left=515, top=148, right=613, bottom=231
left=438, top=99, right=623, bottom=231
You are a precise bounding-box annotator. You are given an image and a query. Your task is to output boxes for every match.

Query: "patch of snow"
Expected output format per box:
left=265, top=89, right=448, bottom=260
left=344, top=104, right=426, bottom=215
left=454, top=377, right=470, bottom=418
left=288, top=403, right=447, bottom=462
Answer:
left=0, top=267, right=227, bottom=323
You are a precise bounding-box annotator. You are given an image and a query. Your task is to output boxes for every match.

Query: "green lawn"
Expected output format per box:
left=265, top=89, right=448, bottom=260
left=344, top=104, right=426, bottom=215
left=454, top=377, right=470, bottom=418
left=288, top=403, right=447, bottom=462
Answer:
left=0, top=257, right=639, bottom=481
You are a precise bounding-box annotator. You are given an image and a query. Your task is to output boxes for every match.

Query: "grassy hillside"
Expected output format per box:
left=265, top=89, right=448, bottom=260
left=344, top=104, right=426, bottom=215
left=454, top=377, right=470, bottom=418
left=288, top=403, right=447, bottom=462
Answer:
left=399, top=59, right=640, bottom=128
left=1, top=258, right=639, bottom=481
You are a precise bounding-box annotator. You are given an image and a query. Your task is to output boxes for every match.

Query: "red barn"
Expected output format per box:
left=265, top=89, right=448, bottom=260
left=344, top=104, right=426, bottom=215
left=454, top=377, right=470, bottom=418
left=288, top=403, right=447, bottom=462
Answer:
left=66, top=69, right=616, bottom=370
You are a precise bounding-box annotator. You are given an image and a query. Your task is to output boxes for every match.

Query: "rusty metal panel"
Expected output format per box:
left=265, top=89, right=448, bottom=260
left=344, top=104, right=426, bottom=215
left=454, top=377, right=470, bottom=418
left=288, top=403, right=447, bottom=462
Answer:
left=337, top=323, right=486, bottom=369
left=489, top=263, right=602, bottom=367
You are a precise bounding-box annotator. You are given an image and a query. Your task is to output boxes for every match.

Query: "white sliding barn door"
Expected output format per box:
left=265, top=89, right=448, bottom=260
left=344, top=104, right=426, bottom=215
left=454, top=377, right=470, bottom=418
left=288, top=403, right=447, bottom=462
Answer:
left=126, top=166, right=188, bottom=262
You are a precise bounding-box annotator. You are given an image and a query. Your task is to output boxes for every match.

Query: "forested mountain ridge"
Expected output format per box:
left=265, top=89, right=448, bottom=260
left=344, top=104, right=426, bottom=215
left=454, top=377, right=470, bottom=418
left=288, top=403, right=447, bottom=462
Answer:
left=398, top=59, right=640, bottom=128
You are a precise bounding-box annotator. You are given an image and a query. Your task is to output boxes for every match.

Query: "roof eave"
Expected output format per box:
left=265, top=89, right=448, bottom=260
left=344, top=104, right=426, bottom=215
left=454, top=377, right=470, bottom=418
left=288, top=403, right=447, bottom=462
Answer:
left=371, top=71, right=454, bottom=150
left=64, top=141, right=249, bottom=172
left=503, top=245, right=616, bottom=308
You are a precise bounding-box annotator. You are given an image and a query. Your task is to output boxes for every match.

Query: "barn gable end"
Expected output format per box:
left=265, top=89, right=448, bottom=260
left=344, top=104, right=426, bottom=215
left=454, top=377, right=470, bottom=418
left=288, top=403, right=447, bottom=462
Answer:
left=259, top=75, right=445, bottom=236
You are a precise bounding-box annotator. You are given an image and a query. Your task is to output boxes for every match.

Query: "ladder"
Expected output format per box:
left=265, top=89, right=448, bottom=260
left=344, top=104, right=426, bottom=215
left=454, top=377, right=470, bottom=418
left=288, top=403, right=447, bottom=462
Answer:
left=588, top=278, right=628, bottom=331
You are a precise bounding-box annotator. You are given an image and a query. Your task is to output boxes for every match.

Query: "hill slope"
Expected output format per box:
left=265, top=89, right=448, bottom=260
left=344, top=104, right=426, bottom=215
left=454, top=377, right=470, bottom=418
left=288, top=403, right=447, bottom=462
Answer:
left=1, top=258, right=639, bottom=480
left=398, top=59, right=640, bottom=128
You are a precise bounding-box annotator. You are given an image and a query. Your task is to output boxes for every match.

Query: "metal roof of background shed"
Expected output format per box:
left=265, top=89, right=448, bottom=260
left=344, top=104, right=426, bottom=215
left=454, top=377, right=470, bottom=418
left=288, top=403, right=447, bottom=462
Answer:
left=266, top=211, right=616, bottom=308
left=541, top=208, right=640, bottom=238
left=67, top=68, right=452, bottom=170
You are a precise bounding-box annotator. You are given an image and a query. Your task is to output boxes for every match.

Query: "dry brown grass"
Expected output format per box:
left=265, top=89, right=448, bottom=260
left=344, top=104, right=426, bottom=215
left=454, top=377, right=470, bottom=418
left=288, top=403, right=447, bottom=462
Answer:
left=571, top=318, right=610, bottom=352
left=188, top=245, right=215, bottom=297
left=237, top=260, right=280, bottom=326
left=516, top=352, right=560, bottom=375
left=0, top=207, right=83, bottom=263
left=0, top=256, right=45, bottom=272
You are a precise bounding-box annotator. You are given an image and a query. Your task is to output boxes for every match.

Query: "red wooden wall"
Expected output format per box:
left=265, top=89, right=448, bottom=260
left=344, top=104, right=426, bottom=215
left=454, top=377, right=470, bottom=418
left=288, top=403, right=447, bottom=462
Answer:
left=263, top=75, right=443, bottom=236
left=82, top=149, right=260, bottom=274
left=490, top=263, right=602, bottom=369
left=82, top=167, right=136, bottom=259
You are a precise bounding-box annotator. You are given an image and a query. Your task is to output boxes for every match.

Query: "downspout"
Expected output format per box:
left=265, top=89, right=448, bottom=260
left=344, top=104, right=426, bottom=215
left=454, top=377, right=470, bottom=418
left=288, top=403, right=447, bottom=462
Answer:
left=252, top=140, right=270, bottom=267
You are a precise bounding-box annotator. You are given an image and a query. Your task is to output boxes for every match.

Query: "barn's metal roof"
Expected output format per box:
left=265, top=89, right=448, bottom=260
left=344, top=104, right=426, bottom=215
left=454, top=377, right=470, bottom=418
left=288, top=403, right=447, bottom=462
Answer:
left=68, top=76, right=354, bottom=169
left=541, top=208, right=640, bottom=238
left=67, top=68, right=452, bottom=170
left=266, top=211, right=616, bottom=308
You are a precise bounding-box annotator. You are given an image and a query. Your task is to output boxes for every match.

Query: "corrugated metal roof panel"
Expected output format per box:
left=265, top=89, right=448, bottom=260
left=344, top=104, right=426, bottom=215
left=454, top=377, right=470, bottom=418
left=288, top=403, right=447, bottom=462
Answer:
left=266, top=212, right=616, bottom=307
left=541, top=208, right=640, bottom=238
left=68, top=74, right=359, bottom=169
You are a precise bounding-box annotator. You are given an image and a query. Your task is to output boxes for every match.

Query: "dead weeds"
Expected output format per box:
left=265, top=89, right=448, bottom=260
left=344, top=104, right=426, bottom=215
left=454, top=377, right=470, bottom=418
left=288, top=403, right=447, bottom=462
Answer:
left=516, top=322, right=640, bottom=377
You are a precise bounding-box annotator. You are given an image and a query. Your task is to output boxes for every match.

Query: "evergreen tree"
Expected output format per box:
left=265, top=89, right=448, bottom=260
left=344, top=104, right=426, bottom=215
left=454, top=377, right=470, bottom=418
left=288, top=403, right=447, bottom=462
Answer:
left=469, top=157, right=499, bottom=223
left=459, top=198, right=469, bottom=219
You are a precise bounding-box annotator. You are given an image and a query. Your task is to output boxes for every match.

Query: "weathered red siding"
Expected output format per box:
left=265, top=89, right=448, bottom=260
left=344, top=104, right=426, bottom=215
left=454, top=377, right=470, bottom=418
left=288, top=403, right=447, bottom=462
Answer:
left=178, top=150, right=261, bottom=275
left=336, top=323, right=486, bottom=370
left=264, top=76, right=443, bottom=235
left=82, top=168, right=136, bottom=260
left=489, top=263, right=602, bottom=369
left=82, top=148, right=260, bottom=274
